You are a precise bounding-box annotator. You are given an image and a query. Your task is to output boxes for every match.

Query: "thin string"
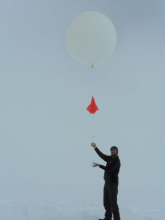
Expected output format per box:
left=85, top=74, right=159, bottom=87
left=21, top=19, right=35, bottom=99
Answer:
left=91, top=66, right=98, bottom=143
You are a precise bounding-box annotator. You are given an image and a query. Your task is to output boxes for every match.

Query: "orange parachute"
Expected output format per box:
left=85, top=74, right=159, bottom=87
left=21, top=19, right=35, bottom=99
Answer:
left=86, top=96, right=99, bottom=114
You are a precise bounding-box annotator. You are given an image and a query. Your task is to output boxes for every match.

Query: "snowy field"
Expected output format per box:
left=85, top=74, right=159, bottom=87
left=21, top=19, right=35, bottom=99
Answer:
left=0, top=199, right=164, bottom=220
left=0, top=193, right=164, bottom=220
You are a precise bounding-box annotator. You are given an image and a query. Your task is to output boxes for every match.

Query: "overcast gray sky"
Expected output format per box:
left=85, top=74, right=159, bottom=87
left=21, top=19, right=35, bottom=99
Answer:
left=0, top=0, right=165, bottom=208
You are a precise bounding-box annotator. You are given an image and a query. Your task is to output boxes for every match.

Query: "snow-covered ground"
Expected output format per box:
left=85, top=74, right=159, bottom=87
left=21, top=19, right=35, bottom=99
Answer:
left=0, top=196, right=164, bottom=220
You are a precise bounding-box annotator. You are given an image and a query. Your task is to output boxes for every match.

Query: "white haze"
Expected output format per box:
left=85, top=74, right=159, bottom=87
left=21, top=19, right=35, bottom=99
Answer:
left=0, top=0, right=165, bottom=219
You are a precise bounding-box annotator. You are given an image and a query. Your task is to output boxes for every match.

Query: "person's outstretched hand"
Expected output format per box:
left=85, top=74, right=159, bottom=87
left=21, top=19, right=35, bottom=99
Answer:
left=91, top=142, right=97, bottom=149
left=93, top=162, right=100, bottom=167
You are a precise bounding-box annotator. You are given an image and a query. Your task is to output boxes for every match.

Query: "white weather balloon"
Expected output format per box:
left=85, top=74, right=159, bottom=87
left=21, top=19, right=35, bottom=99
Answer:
left=66, top=11, right=117, bottom=67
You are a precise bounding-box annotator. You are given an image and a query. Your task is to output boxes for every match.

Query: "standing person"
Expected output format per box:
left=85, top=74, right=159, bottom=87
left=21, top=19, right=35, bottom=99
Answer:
left=91, top=142, right=121, bottom=220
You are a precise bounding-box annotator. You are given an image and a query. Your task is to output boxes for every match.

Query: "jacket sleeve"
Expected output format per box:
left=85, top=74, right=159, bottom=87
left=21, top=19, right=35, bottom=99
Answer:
left=94, top=147, right=109, bottom=162
left=99, top=158, right=120, bottom=172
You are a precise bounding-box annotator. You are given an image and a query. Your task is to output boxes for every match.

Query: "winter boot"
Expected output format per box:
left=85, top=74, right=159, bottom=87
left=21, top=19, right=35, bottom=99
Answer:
left=98, top=218, right=111, bottom=220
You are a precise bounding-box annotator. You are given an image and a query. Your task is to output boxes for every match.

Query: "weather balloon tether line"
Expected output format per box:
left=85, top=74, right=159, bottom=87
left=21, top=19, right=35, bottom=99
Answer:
left=86, top=96, right=99, bottom=142
left=90, top=135, right=98, bottom=143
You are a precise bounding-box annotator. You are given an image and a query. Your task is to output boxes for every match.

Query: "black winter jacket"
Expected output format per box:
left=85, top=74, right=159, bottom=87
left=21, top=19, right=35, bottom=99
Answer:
left=95, top=147, right=121, bottom=184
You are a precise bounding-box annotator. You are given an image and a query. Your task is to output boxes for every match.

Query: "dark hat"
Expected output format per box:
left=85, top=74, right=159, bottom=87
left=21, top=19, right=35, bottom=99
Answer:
left=110, top=146, right=118, bottom=151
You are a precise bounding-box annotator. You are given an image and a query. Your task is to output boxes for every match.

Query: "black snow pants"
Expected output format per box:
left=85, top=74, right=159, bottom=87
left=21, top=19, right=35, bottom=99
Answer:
left=103, top=182, right=121, bottom=220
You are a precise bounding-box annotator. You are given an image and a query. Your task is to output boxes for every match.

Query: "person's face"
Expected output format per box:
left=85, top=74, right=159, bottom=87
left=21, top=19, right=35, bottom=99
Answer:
left=110, top=149, right=118, bottom=156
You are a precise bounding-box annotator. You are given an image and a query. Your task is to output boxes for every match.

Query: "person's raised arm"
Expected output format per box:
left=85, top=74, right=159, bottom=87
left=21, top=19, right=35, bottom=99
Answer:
left=91, top=143, right=109, bottom=162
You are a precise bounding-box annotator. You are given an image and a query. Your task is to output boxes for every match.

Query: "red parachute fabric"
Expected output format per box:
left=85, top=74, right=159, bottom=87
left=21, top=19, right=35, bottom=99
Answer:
left=86, top=96, right=99, bottom=114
